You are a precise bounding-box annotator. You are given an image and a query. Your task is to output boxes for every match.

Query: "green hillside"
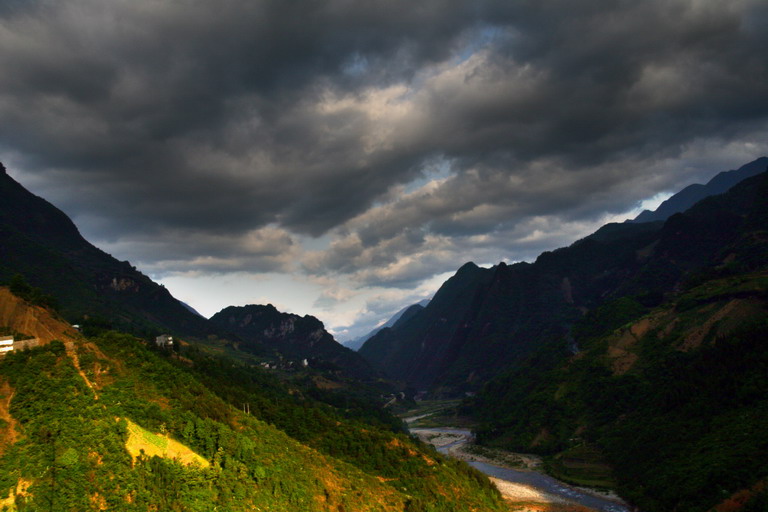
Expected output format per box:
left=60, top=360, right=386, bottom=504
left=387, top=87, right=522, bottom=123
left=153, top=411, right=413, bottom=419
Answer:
left=0, top=327, right=504, bottom=511
left=467, top=271, right=768, bottom=511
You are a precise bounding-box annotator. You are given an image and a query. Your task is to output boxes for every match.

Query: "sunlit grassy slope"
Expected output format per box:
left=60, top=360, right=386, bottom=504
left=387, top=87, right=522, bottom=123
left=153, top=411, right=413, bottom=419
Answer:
left=123, top=418, right=209, bottom=468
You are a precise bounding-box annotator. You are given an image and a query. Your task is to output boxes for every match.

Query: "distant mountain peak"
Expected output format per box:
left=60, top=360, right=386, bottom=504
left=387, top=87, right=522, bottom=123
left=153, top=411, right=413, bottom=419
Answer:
left=210, top=303, right=375, bottom=379
left=344, top=299, right=430, bottom=351
left=630, top=156, right=767, bottom=224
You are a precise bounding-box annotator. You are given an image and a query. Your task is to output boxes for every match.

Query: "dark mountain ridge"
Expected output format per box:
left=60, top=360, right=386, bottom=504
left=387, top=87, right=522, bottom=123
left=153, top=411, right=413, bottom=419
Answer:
left=0, top=162, right=214, bottom=337
left=469, top=266, right=768, bottom=511
left=630, top=156, right=767, bottom=223
left=467, top=182, right=768, bottom=510
left=344, top=300, right=428, bottom=351
left=360, top=167, right=768, bottom=394
left=0, top=162, right=376, bottom=378
left=210, top=303, right=376, bottom=380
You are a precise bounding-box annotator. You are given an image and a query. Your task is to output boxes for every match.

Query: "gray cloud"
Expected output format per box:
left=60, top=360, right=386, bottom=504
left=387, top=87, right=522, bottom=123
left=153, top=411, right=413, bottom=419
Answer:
left=1, top=0, right=767, bottom=287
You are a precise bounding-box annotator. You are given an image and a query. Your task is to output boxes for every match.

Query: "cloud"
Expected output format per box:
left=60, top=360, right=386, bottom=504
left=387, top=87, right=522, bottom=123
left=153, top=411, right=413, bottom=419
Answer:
left=99, top=225, right=299, bottom=276
left=1, top=0, right=767, bottom=296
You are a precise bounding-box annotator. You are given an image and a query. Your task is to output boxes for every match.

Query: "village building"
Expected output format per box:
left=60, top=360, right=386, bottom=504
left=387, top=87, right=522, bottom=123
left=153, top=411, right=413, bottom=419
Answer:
left=155, top=334, right=173, bottom=348
left=0, top=335, right=14, bottom=354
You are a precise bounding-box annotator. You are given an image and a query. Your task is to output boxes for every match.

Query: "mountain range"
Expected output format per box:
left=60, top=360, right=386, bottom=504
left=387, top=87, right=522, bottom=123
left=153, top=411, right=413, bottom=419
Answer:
left=466, top=171, right=768, bottom=511
left=630, top=156, right=768, bottom=223
left=2, top=156, right=768, bottom=511
left=0, top=161, right=506, bottom=511
left=343, top=300, right=429, bottom=351
left=0, top=162, right=213, bottom=338
left=359, top=157, right=768, bottom=394
left=210, top=303, right=375, bottom=379
left=0, top=284, right=505, bottom=511
left=0, top=162, right=371, bottom=378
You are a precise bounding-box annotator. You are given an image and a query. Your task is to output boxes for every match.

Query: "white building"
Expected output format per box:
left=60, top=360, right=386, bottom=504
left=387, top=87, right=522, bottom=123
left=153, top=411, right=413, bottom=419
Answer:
left=0, top=335, right=13, bottom=354
left=155, top=334, right=174, bottom=348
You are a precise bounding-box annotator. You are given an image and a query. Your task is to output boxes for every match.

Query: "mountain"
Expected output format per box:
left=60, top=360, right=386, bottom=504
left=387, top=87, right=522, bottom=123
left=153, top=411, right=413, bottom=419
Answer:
left=390, top=301, right=429, bottom=329
left=0, top=162, right=214, bottom=338
left=210, top=304, right=376, bottom=380
left=630, top=156, right=767, bottom=223
left=0, top=161, right=508, bottom=511
left=360, top=169, right=768, bottom=394
left=180, top=300, right=205, bottom=318
left=344, top=300, right=429, bottom=351
left=359, top=262, right=496, bottom=390
left=0, top=288, right=506, bottom=511
left=0, top=286, right=80, bottom=346
left=468, top=260, right=768, bottom=512
left=0, top=162, right=391, bottom=378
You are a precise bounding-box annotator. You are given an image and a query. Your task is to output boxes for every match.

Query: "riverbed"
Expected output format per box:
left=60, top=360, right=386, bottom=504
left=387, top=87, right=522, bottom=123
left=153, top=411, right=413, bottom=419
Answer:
left=410, top=427, right=631, bottom=512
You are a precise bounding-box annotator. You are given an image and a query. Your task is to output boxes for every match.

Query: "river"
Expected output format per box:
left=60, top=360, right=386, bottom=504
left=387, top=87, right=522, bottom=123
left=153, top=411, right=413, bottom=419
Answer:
left=410, top=427, right=631, bottom=512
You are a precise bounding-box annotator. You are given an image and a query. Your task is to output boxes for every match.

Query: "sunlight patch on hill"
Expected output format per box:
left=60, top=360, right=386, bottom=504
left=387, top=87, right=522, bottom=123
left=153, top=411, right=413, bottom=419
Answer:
left=123, top=418, right=209, bottom=468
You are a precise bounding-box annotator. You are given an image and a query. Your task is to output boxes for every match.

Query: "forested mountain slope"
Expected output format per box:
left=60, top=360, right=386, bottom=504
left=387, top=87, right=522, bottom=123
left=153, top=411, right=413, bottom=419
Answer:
left=460, top=171, right=768, bottom=511
left=345, top=301, right=428, bottom=352
left=0, top=291, right=505, bottom=511
left=0, top=162, right=213, bottom=338
left=210, top=304, right=376, bottom=380
left=467, top=269, right=768, bottom=512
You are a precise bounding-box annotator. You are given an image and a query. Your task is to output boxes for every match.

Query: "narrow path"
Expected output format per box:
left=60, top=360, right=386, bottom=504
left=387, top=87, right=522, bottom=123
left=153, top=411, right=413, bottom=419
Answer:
left=0, top=380, right=19, bottom=452
left=65, top=341, right=99, bottom=400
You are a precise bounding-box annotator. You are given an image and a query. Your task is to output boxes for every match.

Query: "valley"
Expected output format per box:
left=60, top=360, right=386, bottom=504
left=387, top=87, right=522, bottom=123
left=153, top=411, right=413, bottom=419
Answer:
left=1, top=158, right=767, bottom=510
left=2, top=0, right=768, bottom=507
left=401, top=402, right=629, bottom=512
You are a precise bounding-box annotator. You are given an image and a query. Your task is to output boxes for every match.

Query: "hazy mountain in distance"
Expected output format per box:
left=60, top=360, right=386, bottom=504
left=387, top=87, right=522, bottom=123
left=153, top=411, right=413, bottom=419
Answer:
left=630, top=156, right=767, bottom=223
left=181, top=300, right=205, bottom=318
left=343, top=299, right=430, bottom=351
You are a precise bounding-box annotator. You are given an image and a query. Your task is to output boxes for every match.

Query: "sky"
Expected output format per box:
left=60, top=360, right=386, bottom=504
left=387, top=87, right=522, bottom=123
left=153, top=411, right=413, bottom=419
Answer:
left=1, top=0, right=767, bottom=342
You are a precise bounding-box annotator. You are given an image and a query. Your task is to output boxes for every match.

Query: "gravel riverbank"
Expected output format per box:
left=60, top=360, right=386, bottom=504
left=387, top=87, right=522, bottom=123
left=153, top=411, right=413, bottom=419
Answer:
left=410, top=428, right=630, bottom=511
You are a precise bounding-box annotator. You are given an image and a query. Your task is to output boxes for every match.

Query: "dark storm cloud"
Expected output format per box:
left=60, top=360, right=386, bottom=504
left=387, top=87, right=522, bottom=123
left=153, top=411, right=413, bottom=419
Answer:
left=1, top=0, right=767, bottom=279
left=1, top=0, right=495, bottom=244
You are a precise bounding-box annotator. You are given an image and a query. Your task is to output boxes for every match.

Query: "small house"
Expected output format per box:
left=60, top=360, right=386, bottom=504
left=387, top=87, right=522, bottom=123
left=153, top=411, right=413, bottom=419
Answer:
left=0, top=335, right=14, bottom=354
left=155, top=334, right=174, bottom=348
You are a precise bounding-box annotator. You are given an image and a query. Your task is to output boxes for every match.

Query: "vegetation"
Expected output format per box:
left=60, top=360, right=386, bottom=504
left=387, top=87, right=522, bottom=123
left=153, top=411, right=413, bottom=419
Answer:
left=0, top=169, right=214, bottom=339
left=394, top=400, right=473, bottom=429
left=0, top=331, right=506, bottom=511
left=0, top=327, right=32, bottom=342
left=5, top=274, right=58, bottom=311
left=467, top=272, right=768, bottom=511
left=542, top=444, right=616, bottom=489
left=123, top=418, right=210, bottom=468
